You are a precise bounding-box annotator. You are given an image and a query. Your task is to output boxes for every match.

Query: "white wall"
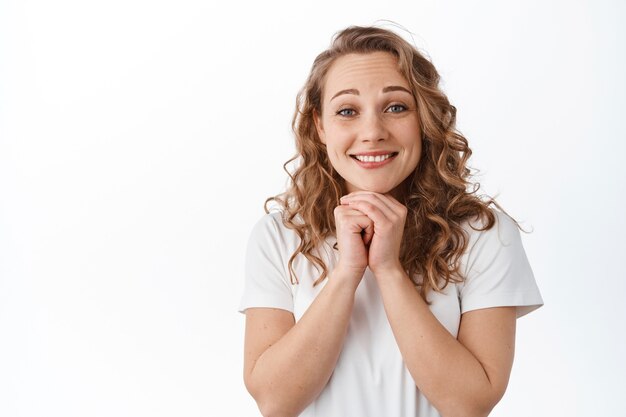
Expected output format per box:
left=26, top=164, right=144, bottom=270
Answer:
left=1, top=0, right=624, bottom=415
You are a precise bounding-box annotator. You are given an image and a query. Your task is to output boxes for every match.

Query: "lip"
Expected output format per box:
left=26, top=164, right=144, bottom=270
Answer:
left=349, top=150, right=397, bottom=157
left=350, top=152, right=398, bottom=169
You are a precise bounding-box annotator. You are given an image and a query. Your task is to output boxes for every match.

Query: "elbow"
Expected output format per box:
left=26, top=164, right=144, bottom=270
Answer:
left=438, top=389, right=505, bottom=417
left=245, top=378, right=298, bottom=417
left=244, top=375, right=269, bottom=416
left=438, top=384, right=504, bottom=417
left=257, top=400, right=278, bottom=417
left=439, top=404, right=491, bottom=417
left=258, top=404, right=296, bottom=417
left=254, top=395, right=284, bottom=417
left=257, top=399, right=299, bottom=417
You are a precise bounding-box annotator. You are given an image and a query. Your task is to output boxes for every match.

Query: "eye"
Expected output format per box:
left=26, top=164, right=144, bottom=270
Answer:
left=386, top=104, right=407, bottom=113
left=336, top=108, right=357, bottom=117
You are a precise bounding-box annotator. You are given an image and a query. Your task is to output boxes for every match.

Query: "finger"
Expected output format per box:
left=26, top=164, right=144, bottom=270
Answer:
left=335, top=207, right=371, bottom=224
left=335, top=206, right=374, bottom=237
left=344, top=192, right=407, bottom=219
left=342, top=193, right=396, bottom=220
left=342, top=192, right=395, bottom=214
left=361, top=222, right=374, bottom=245
left=381, top=193, right=409, bottom=213
left=344, top=199, right=391, bottom=228
left=335, top=206, right=367, bottom=216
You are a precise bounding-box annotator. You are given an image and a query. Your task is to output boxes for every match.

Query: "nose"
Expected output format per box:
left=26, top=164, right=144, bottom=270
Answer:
left=358, top=112, right=387, bottom=143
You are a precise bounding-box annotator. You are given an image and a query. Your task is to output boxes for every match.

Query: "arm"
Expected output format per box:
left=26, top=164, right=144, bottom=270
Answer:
left=243, top=269, right=359, bottom=417
left=340, top=192, right=516, bottom=417
left=376, top=269, right=516, bottom=417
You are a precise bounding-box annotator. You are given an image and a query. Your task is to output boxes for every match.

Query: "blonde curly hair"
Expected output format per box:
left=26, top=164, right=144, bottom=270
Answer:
left=266, top=25, right=518, bottom=302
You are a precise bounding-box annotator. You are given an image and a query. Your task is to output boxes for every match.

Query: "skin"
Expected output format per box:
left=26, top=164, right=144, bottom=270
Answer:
left=313, top=51, right=421, bottom=277
left=314, top=51, right=422, bottom=199
left=244, top=51, right=516, bottom=417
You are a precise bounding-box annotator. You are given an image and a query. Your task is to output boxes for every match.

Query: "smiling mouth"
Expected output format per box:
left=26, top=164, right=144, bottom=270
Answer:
left=350, top=152, right=398, bottom=162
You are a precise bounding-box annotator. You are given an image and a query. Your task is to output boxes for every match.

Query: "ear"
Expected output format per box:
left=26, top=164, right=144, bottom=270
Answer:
left=313, top=109, right=326, bottom=144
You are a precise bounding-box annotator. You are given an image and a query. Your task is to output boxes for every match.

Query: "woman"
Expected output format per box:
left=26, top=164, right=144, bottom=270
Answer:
left=239, top=25, right=543, bottom=417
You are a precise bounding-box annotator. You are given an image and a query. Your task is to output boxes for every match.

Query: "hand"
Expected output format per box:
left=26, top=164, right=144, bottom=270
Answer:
left=332, top=204, right=373, bottom=285
left=339, top=192, right=407, bottom=278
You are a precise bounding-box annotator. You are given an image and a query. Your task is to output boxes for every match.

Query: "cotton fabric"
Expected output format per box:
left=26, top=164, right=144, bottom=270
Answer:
left=239, top=209, right=544, bottom=417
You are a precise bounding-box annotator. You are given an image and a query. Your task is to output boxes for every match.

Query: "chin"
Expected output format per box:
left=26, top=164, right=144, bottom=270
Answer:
left=353, top=182, right=396, bottom=194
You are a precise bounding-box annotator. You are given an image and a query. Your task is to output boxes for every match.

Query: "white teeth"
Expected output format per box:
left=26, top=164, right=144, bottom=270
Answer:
left=354, top=153, right=394, bottom=162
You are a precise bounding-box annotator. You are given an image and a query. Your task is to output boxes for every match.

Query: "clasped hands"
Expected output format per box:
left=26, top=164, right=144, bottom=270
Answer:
left=334, top=191, right=407, bottom=281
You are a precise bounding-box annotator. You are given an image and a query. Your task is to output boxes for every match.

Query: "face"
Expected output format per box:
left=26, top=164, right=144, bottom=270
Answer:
left=314, top=51, right=422, bottom=197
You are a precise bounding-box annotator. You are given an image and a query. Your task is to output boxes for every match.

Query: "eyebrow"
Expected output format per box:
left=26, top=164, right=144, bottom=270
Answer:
left=382, top=85, right=413, bottom=95
left=330, top=89, right=359, bottom=101
left=330, top=85, right=413, bottom=101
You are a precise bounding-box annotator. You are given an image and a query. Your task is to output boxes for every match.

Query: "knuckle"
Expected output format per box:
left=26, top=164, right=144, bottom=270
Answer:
left=379, top=222, right=392, bottom=231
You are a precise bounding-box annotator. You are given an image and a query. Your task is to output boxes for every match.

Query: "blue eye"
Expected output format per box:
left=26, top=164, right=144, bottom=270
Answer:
left=337, top=108, right=356, bottom=117
left=387, top=104, right=407, bottom=113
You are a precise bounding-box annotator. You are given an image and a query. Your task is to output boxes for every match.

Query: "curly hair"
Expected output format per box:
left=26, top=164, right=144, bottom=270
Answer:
left=265, top=25, right=519, bottom=303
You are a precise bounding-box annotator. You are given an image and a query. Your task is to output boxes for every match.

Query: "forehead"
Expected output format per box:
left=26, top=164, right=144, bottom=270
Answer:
left=323, top=52, right=408, bottom=98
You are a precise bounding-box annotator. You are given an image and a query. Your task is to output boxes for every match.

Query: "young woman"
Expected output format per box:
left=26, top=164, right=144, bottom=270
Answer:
left=239, top=25, right=544, bottom=417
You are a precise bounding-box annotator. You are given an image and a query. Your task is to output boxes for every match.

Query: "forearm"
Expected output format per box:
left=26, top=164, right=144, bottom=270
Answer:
left=249, top=271, right=357, bottom=417
left=376, top=269, right=496, bottom=417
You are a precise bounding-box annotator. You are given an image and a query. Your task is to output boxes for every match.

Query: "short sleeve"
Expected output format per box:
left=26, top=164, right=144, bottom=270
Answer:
left=458, top=211, right=544, bottom=319
left=238, top=213, right=295, bottom=315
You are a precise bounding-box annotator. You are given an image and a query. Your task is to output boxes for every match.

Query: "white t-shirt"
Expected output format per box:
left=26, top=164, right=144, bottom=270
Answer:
left=239, top=209, right=544, bottom=417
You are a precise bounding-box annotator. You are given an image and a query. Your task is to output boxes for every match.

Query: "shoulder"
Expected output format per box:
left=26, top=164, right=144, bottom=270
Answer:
left=456, top=207, right=532, bottom=284
left=456, top=208, right=544, bottom=317
left=250, top=210, right=287, bottom=234
left=460, top=208, right=522, bottom=252
left=457, top=208, right=528, bottom=277
left=248, top=210, right=301, bottom=253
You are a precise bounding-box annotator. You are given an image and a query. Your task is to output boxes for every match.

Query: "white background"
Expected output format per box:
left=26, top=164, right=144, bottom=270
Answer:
left=1, top=0, right=624, bottom=416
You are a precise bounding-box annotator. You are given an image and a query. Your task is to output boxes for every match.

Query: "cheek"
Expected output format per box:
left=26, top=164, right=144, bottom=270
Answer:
left=403, top=137, right=422, bottom=169
left=413, top=141, right=423, bottom=163
left=325, top=128, right=351, bottom=151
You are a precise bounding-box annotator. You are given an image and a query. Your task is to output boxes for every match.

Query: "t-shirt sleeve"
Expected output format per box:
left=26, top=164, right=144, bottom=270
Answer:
left=459, top=211, right=544, bottom=319
left=238, top=213, right=295, bottom=315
